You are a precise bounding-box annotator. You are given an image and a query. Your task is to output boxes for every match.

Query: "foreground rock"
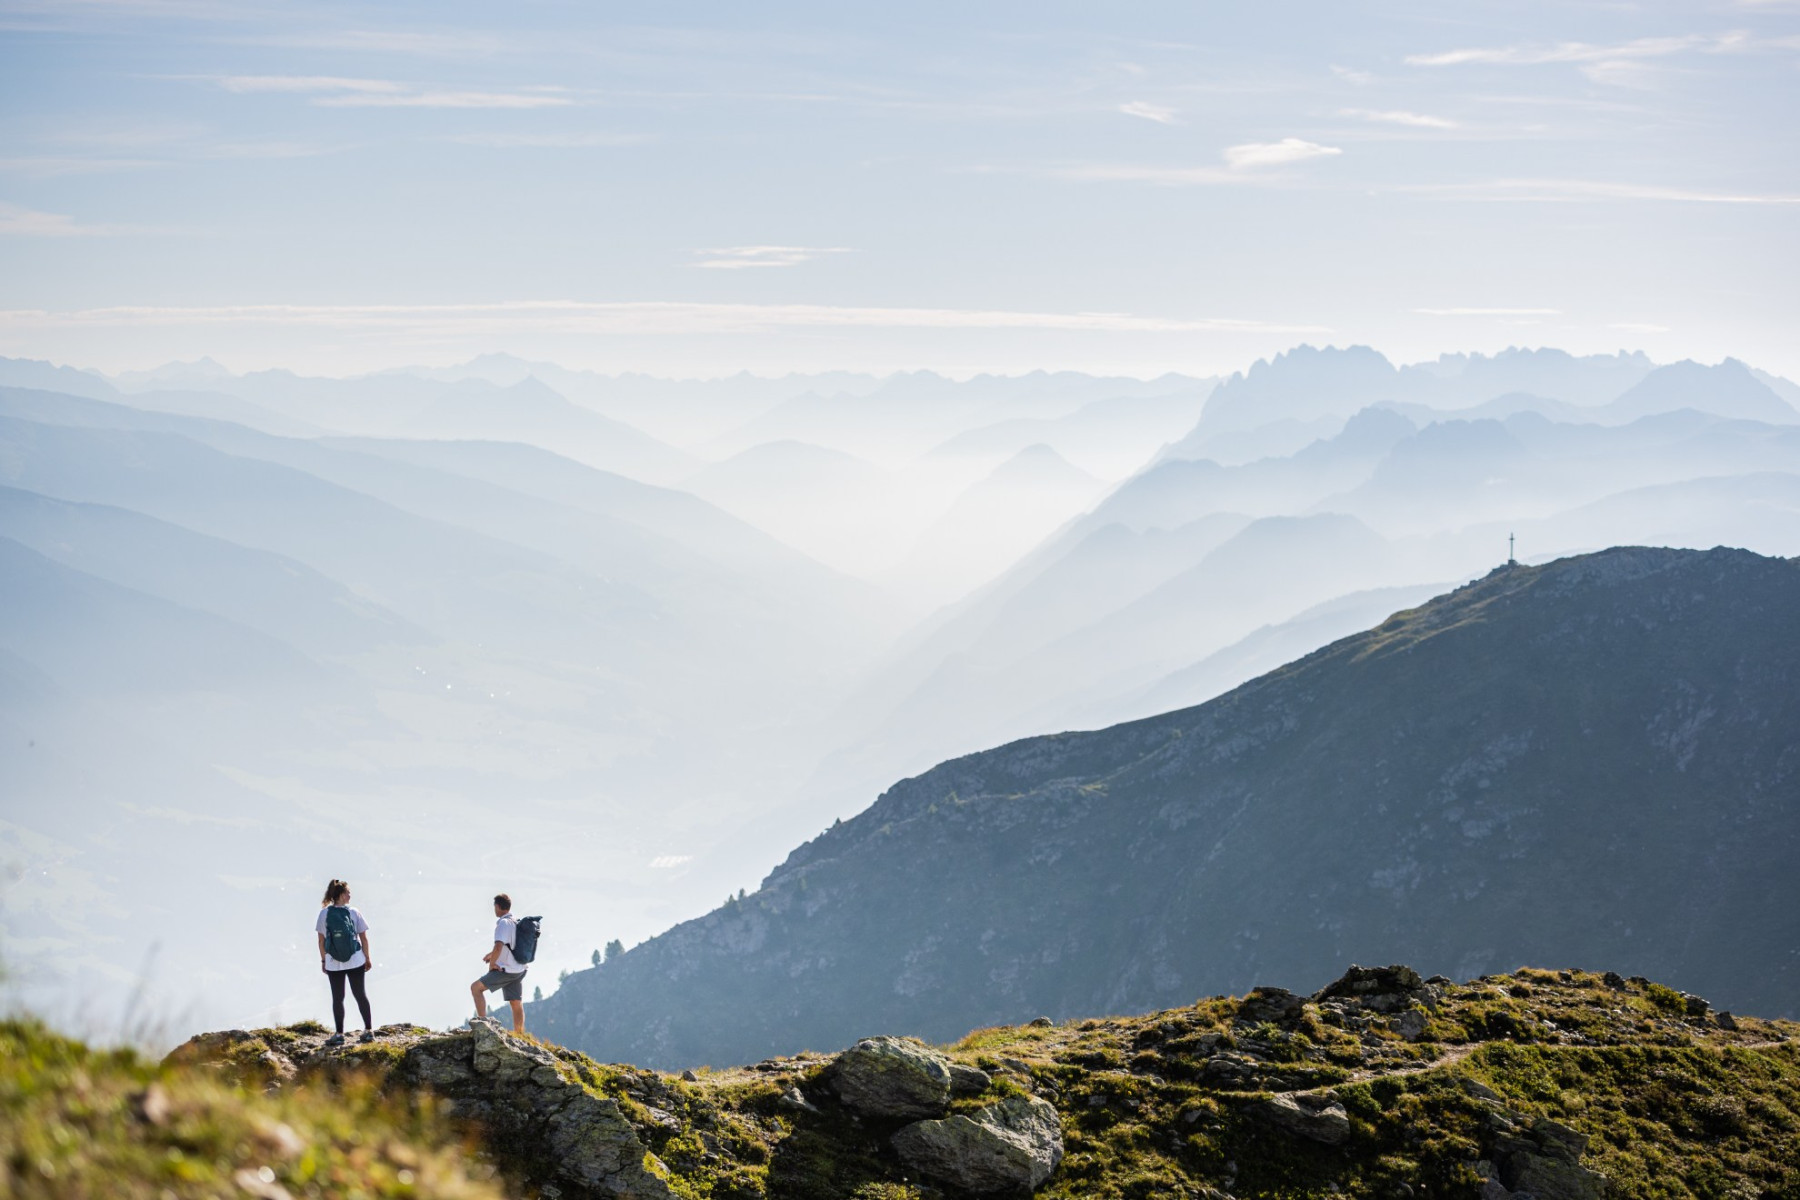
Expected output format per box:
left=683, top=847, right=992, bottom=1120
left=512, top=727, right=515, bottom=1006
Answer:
left=1251, top=1091, right=1351, bottom=1145
left=176, top=1018, right=673, bottom=1200
left=892, top=1094, right=1065, bottom=1193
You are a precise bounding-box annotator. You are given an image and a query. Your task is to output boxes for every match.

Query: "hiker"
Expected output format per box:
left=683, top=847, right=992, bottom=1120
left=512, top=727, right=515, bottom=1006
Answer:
left=471, top=892, right=530, bottom=1033
left=316, top=879, right=374, bottom=1045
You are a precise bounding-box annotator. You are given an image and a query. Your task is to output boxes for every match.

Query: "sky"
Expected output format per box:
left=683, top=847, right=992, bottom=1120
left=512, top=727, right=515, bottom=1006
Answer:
left=1, top=0, right=1797, bottom=379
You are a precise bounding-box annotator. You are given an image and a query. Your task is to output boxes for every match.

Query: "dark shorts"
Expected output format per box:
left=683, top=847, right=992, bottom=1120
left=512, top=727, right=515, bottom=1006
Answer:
left=479, top=968, right=527, bottom=1000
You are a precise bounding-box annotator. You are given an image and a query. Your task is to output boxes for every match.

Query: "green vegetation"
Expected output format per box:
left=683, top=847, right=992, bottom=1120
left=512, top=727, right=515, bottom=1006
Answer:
left=0, top=1018, right=500, bottom=1199
left=10, top=966, right=1799, bottom=1198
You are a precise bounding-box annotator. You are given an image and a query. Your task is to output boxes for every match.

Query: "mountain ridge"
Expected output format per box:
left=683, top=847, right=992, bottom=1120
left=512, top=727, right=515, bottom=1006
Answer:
left=533, top=545, right=1800, bottom=1070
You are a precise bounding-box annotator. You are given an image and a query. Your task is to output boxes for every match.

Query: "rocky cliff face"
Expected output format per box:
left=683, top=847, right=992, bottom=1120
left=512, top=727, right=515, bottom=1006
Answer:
left=534, top=546, right=1800, bottom=1069
left=168, top=966, right=1800, bottom=1200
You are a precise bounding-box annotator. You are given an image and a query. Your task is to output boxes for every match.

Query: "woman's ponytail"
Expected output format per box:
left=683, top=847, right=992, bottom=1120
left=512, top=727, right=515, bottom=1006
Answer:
left=322, top=879, right=350, bottom=906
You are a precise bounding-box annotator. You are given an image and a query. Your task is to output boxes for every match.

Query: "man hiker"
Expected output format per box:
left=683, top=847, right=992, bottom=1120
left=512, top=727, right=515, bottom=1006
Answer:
left=471, top=892, right=529, bottom=1033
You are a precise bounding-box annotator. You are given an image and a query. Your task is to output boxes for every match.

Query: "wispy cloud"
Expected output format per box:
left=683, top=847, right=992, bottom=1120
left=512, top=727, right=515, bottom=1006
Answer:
left=218, top=74, right=402, bottom=95
left=1048, top=135, right=1343, bottom=187
left=647, top=855, right=692, bottom=869
left=687, top=246, right=852, bottom=270
left=0, top=202, right=124, bottom=236
left=1413, top=307, right=1561, bottom=316
left=0, top=156, right=163, bottom=177
left=1118, top=101, right=1179, bottom=125
left=1330, top=65, right=1375, bottom=85
left=1339, top=108, right=1457, bottom=129
left=214, top=75, right=571, bottom=109
left=0, top=299, right=1331, bottom=337
left=0, top=201, right=145, bottom=236
left=1406, top=34, right=1722, bottom=67
left=319, top=90, right=570, bottom=110
left=1222, top=138, right=1342, bottom=169
left=447, top=132, right=652, bottom=148
left=1408, top=178, right=1800, bottom=205
left=1610, top=322, right=1670, bottom=333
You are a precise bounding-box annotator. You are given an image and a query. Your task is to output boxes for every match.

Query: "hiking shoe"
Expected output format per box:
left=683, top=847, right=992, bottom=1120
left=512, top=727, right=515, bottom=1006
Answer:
left=358, top=1030, right=375, bottom=1043
left=324, top=1033, right=345, bottom=1046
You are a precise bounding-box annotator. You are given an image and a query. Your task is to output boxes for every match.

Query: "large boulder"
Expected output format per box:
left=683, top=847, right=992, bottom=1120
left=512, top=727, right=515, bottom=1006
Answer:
left=891, top=1094, right=1065, bottom=1193
left=1489, top=1115, right=1607, bottom=1200
left=1250, top=1092, right=1351, bottom=1145
left=827, top=1036, right=954, bottom=1119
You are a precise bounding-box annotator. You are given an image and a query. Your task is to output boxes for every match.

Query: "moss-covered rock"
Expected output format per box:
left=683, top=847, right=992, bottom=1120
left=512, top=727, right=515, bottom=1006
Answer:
left=827, top=1037, right=955, bottom=1120
left=148, top=964, right=1800, bottom=1200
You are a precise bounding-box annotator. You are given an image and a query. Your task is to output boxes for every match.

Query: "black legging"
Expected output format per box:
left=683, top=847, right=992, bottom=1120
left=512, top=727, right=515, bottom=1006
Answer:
left=327, top=966, right=372, bottom=1034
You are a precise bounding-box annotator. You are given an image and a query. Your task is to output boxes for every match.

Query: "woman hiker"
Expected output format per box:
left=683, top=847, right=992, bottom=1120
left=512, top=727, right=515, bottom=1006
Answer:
left=316, top=878, right=375, bottom=1045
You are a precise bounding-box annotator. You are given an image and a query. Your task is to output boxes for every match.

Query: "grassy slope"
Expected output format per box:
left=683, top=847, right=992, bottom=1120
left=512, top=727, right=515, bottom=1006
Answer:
left=0, top=1018, right=502, bottom=1199
left=101, top=966, right=1800, bottom=1200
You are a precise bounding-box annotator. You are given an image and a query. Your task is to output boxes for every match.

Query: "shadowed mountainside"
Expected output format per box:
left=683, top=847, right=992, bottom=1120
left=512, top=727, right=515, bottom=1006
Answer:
left=533, top=546, right=1800, bottom=1070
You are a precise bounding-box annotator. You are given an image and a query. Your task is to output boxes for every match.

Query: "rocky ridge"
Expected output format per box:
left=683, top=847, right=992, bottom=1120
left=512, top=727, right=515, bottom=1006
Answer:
left=171, top=964, right=1800, bottom=1200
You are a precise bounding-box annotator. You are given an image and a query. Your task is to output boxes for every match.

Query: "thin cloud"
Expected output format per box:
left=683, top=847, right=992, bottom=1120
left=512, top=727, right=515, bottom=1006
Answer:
left=1223, top=138, right=1342, bottom=169
left=1339, top=108, right=1457, bottom=129
left=0, top=156, right=163, bottom=176
left=1049, top=136, right=1343, bottom=187
left=0, top=201, right=143, bottom=236
left=1409, top=178, right=1800, bottom=205
left=217, top=75, right=404, bottom=95
left=688, top=246, right=852, bottom=270
left=1051, top=164, right=1239, bottom=185
left=0, top=299, right=1332, bottom=337
left=1413, top=307, right=1562, bottom=316
left=1610, top=322, right=1670, bottom=333
left=213, top=75, right=571, bottom=109
left=1406, top=32, right=1761, bottom=67
left=647, top=855, right=693, bottom=869
left=318, top=90, right=571, bottom=110
left=1118, top=101, right=1179, bottom=125
left=1331, top=65, right=1375, bottom=85
left=448, top=132, right=653, bottom=148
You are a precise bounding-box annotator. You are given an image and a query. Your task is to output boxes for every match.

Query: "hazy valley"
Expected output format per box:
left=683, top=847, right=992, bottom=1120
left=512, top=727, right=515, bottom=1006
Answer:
left=2, top=344, right=1798, bottom=1047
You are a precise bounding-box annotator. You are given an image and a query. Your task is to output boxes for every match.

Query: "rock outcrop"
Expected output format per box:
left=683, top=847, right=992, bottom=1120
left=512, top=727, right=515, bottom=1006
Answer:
left=891, top=1093, right=1065, bottom=1193
left=167, top=964, right=1796, bottom=1200
left=176, top=1019, right=673, bottom=1200
left=826, top=1035, right=955, bottom=1119
left=1250, top=1092, right=1351, bottom=1145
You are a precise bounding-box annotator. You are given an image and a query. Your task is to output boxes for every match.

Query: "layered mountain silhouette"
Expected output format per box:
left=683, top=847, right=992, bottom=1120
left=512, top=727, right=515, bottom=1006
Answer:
left=533, top=546, right=1800, bottom=1068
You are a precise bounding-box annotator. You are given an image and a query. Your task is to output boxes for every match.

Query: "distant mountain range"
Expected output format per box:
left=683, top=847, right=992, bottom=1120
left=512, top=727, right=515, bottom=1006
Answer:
left=532, top=546, right=1800, bottom=1069
left=4, top=345, right=1799, bottom=1034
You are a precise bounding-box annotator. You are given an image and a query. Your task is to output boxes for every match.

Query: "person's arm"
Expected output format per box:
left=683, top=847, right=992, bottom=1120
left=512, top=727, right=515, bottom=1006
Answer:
left=483, top=940, right=504, bottom=967
left=359, top=931, right=373, bottom=971
left=317, top=931, right=327, bottom=973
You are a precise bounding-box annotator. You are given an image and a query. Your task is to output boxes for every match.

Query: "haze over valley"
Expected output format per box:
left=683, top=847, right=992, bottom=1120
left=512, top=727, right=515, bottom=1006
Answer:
left=3, top=344, right=1798, bottom=1034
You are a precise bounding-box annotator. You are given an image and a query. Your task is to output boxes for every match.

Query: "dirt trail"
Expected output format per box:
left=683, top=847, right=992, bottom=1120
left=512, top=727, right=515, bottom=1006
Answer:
left=1277, top=1034, right=1791, bottom=1098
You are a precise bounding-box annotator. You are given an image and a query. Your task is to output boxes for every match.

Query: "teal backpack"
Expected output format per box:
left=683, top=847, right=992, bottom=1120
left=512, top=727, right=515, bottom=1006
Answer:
left=324, top=906, right=361, bottom=963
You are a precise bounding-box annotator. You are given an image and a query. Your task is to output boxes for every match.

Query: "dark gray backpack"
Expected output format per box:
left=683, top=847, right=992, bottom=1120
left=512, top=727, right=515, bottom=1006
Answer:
left=512, top=916, right=542, bottom=965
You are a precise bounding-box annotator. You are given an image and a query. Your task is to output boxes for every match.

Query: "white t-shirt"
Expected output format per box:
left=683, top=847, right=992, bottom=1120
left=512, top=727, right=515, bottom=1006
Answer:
left=316, top=904, right=369, bottom=971
left=493, top=915, right=523, bottom=973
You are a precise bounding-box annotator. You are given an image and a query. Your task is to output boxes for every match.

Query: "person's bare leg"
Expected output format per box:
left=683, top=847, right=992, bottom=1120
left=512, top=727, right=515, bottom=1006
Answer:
left=508, top=998, right=524, bottom=1034
left=471, top=980, right=488, bottom=1021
